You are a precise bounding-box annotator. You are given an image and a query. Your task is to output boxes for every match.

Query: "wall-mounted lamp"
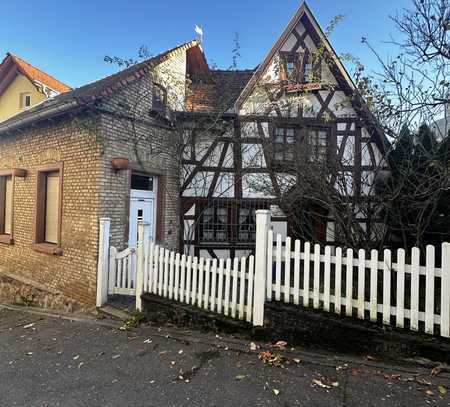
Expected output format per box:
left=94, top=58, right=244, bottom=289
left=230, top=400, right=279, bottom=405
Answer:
left=111, top=158, right=130, bottom=171
left=12, top=168, right=27, bottom=177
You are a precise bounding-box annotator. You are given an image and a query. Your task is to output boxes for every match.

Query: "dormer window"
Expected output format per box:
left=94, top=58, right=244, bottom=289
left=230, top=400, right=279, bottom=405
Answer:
left=152, top=83, right=167, bottom=114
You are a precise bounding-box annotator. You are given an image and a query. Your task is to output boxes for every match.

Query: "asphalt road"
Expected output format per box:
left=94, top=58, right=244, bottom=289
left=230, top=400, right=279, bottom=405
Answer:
left=1, top=307, right=449, bottom=407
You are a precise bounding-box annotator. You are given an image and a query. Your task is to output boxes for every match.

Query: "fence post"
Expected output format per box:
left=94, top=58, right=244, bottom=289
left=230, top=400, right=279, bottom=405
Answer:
left=96, top=218, right=111, bottom=307
left=253, top=210, right=271, bottom=326
left=135, top=221, right=148, bottom=311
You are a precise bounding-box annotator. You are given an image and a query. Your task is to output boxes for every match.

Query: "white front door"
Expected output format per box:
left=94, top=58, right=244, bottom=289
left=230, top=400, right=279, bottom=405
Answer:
left=128, top=175, right=157, bottom=248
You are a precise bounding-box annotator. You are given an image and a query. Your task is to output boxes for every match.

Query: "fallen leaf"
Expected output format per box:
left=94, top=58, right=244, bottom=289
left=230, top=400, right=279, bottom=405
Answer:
left=273, top=389, right=280, bottom=396
left=312, top=378, right=332, bottom=389
left=235, top=374, right=246, bottom=381
left=438, top=385, right=447, bottom=396
left=425, top=389, right=434, bottom=396
left=258, top=351, right=286, bottom=366
left=431, top=366, right=443, bottom=377
left=274, top=341, right=287, bottom=350
left=293, top=358, right=301, bottom=364
left=416, top=377, right=432, bottom=386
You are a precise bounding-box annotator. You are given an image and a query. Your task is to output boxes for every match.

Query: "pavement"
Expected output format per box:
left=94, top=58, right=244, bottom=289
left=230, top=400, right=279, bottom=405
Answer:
left=1, top=306, right=450, bottom=407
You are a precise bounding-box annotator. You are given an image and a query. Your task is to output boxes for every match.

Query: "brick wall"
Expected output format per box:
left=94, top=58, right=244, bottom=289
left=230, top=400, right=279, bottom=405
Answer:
left=0, top=117, right=103, bottom=304
left=98, top=73, right=180, bottom=251
left=0, top=72, right=182, bottom=306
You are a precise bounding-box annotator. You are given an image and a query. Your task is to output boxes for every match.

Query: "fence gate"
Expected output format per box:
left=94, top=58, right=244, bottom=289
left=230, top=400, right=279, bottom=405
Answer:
left=108, top=246, right=136, bottom=296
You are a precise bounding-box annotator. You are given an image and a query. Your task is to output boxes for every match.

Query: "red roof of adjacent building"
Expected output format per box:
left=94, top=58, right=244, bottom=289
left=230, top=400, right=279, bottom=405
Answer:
left=0, top=53, right=71, bottom=94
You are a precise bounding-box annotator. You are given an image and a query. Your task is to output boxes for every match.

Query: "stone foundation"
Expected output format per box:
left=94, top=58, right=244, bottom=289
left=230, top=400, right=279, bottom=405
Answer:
left=0, top=272, right=94, bottom=314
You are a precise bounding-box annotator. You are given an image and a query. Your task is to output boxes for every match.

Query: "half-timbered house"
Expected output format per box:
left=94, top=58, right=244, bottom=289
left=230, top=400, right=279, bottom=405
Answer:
left=181, top=2, right=388, bottom=259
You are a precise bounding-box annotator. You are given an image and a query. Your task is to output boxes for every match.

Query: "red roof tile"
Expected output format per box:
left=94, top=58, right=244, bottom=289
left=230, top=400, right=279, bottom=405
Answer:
left=0, top=53, right=71, bottom=93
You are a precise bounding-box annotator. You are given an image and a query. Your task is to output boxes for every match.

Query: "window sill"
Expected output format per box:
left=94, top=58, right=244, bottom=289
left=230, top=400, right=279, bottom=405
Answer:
left=0, top=234, right=13, bottom=245
left=33, top=243, right=63, bottom=256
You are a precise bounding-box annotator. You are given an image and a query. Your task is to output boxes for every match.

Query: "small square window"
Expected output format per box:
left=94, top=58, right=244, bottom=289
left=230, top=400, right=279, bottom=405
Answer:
left=20, top=93, right=31, bottom=109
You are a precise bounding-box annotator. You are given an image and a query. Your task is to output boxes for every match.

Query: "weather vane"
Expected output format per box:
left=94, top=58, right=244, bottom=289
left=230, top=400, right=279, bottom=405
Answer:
left=194, top=25, right=204, bottom=43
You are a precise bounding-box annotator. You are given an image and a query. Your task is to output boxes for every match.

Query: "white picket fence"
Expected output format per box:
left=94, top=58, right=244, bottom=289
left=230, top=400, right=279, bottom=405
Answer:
left=266, top=231, right=450, bottom=338
left=96, top=212, right=450, bottom=337
left=96, top=217, right=265, bottom=325
left=139, top=243, right=257, bottom=323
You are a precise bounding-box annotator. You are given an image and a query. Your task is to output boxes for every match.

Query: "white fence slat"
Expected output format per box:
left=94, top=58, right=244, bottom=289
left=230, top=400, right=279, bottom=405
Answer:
left=382, top=249, right=392, bottom=325
left=210, top=259, right=218, bottom=312
left=153, top=246, right=160, bottom=294
left=168, top=251, right=175, bottom=300
left=143, top=241, right=149, bottom=292
left=346, top=248, right=353, bottom=317
left=197, top=258, right=204, bottom=307
left=441, top=242, right=450, bottom=337
left=247, top=256, right=254, bottom=323
left=120, top=258, right=125, bottom=289
left=109, top=247, right=117, bottom=294
left=303, top=242, right=311, bottom=307
left=267, top=230, right=273, bottom=301
left=224, top=258, right=232, bottom=316
left=174, top=253, right=180, bottom=301
left=149, top=242, right=155, bottom=292
left=163, top=250, right=170, bottom=298
left=335, top=247, right=342, bottom=315
left=396, top=249, right=405, bottom=328
left=158, top=248, right=164, bottom=296
left=410, top=247, right=420, bottom=331
left=313, top=244, right=320, bottom=309
left=180, top=254, right=186, bottom=302
left=324, top=246, right=331, bottom=312
left=239, top=257, right=246, bottom=319
left=231, top=257, right=239, bottom=318
left=357, top=249, right=365, bottom=319
left=217, top=259, right=225, bottom=314
left=204, top=258, right=211, bottom=310
left=370, top=249, right=378, bottom=321
left=275, top=234, right=282, bottom=301
left=293, top=240, right=301, bottom=305
left=425, top=245, right=435, bottom=334
left=284, top=237, right=291, bottom=303
left=191, top=257, right=198, bottom=305
left=185, top=256, right=192, bottom=304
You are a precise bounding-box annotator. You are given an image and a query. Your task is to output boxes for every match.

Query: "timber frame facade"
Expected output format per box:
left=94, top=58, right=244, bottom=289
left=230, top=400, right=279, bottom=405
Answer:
left=180, top=2, right=388, bottom=259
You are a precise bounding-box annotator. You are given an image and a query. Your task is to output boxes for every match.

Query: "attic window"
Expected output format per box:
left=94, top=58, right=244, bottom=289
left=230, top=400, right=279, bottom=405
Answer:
left=279, top=52, right=299, bottom=81
left=152, top=83, right=167, bottom=113
left=20, top=93, right=31, bottom=109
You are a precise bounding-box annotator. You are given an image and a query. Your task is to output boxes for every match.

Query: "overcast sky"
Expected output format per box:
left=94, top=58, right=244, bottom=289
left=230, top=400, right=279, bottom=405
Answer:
left=0, top=0, right=411, bottom=88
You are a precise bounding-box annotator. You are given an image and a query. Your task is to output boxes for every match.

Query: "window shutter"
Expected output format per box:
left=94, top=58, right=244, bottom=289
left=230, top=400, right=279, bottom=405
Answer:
left=4, top=176, right=12, bottom=235
left=45, top=172, right=60, bottom=244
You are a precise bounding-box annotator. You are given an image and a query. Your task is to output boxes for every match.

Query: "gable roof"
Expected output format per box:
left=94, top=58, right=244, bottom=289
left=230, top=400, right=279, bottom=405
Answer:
left=186, top=69, right=255, bottom=113
left=0, top=53, right=71, bottom=95
left=234, top=1, right=356, bottom=110
left=0, top=40, right=199, bottom=135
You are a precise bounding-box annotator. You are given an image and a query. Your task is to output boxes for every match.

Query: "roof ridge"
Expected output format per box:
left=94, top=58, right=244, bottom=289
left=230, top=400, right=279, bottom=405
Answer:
left=6, top=52, right=72, bottom=92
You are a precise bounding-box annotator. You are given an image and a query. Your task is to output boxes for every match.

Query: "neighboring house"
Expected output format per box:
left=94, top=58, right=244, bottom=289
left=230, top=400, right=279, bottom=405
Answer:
left=0, top=2, right=387, bottom=306
left=0, top=53, right=71, bottom=122
left=432, top=104, right=450, bottom=139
